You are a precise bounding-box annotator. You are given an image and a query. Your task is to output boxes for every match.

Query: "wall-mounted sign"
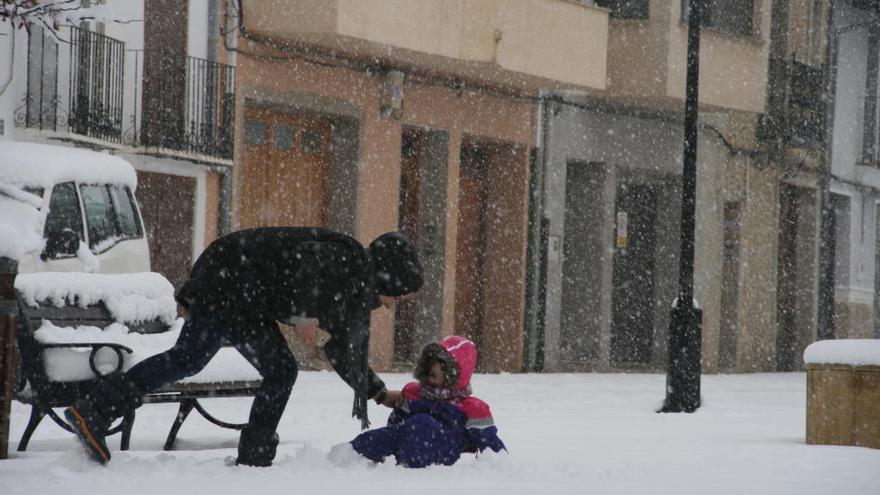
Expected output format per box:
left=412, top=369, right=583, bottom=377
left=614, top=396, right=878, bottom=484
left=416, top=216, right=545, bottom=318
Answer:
left=616, top=211, right=628, bottom=249
left=548, top=235, right=560, bottom=262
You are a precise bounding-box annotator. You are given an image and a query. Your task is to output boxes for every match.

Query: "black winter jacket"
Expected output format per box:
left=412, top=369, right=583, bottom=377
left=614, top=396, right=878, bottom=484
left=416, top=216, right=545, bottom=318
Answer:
left=175, top=227, right=386, bottom=426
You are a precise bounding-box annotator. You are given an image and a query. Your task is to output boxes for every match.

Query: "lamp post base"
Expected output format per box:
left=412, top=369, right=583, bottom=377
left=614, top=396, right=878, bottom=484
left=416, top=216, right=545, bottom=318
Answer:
left=659, top=301, right=702, bottom=413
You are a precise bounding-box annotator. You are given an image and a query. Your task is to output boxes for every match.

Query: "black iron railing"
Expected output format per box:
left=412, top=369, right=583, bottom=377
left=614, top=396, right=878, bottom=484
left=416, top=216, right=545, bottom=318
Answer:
left=139, top=51, right=235, bottom=159
left=68, top=25, right=125, bottom=142
left=19, top=25, right=234, bottom=161
left=20, top=24, right=60, bottom=132
left=19, top=25, right=124, bottom=142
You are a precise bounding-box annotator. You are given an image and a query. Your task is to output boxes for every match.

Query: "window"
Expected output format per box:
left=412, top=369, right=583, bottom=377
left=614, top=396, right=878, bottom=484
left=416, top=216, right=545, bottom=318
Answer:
left=273, top=123, right=295, bottom=150
left=595, top=0, right=649, bottom=19
left=44, top=182, right=84, bottom=256
left=831, top=193, right=851, bottom=288
left=80, top=184, right=117, bottom=250
left=302, top=129, right=322, bottom=154
left=245, top=120, right=266, bottom=146
left=109, top=185, right=143, bottom=238
left=862, top=29, right=880, bottom=163
left=80, top=184, right=143, bottom=252
left=682, top=0, right=754, bottom=37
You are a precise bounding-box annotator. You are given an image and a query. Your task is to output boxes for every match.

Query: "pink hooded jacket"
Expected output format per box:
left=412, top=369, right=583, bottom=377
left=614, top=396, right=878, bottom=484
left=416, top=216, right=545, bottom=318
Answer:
left=400, top=336, right=496, bottom=430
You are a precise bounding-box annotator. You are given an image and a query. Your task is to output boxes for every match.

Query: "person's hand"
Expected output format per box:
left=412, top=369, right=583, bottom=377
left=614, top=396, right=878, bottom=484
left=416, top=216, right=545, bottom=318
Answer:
left=382, top=390, right=403, bottom=408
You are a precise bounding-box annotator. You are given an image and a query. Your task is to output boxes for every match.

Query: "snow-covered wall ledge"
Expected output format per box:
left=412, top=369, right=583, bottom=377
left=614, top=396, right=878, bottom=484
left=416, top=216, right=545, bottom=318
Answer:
left=803, top=339, right=880, bottom=367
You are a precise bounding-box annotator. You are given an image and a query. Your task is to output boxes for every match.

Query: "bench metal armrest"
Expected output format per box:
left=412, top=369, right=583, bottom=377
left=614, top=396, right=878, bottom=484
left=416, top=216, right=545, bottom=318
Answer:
left=41, top=342, right=134, bottom=377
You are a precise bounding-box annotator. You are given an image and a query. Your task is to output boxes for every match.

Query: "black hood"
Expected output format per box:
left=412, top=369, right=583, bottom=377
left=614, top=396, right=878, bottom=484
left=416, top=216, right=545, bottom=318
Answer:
left=369, top=232, right=424, bottom=296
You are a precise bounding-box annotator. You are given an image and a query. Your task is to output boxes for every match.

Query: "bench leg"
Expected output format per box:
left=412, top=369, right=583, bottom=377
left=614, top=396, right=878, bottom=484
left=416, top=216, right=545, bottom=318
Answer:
left=17, top=406, right=47, bottom=452
left=192, top=399, right=248, bottom=430
left=164, top=399, right=196, bottom=451
left=120, top=411, right=136, bottom=451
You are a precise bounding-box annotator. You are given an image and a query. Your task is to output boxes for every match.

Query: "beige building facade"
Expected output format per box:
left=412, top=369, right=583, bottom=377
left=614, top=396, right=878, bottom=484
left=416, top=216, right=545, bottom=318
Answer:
left=229, top=0, right=609, bottom=371
left=535, top=0, right=781, bottom=373
left=228, top=0, right=869, bottom=375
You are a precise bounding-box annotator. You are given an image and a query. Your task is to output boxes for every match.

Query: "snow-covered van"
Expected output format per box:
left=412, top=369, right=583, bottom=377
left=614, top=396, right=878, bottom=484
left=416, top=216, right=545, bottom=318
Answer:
left=0, top=141, right=150, bottom=273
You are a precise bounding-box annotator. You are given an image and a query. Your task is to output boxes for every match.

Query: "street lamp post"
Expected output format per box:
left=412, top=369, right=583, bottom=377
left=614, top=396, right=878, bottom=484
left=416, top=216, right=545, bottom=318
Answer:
left=660, top=0, right=703, bottom=413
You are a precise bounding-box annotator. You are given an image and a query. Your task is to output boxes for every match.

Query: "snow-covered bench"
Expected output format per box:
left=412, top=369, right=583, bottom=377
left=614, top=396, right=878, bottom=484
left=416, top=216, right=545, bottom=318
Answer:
left=13, top=272, right=262, bottom=452
left=803, top=339, right=880, bottom=450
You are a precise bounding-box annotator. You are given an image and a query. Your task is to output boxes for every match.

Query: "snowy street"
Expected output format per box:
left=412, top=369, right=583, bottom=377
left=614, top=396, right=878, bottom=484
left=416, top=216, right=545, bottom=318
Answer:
left=2, top=371, right=878, bottom=495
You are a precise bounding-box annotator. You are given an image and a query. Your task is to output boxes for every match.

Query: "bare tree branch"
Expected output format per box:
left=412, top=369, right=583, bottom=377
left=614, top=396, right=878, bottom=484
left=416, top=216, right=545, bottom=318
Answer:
left=1, top=0, right=137, bottom=33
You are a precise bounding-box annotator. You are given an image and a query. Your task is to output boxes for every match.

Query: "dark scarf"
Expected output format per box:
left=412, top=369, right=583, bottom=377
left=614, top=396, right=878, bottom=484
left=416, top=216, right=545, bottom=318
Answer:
left=419, top=383, right=473, bottom=404
left=351, top=260, right=383, bottom=430
left=352, top=342, right=370, bottom=429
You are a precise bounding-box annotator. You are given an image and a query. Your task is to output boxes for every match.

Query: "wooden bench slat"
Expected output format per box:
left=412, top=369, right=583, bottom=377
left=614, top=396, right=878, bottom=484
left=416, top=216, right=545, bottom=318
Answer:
left=20, top=304, right=110, bottom=322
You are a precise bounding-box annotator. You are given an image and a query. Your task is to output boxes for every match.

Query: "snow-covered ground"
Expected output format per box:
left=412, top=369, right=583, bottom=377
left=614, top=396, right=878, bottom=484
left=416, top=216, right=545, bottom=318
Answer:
left=2, top=371, right=878, bottom=495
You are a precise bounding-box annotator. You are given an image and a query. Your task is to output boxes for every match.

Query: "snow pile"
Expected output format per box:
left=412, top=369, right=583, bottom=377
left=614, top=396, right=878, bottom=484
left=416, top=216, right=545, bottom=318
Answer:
left=4, top=373, right=880, bottom=495
left=803, top=339, right=880, bottom=366
left=15, top=272, right=178, bottom=325
left=0, top=141, right=137, bottom=191
left=33, top=319, right=261, bottom=383
left=0, top=184, right=44, bottom=261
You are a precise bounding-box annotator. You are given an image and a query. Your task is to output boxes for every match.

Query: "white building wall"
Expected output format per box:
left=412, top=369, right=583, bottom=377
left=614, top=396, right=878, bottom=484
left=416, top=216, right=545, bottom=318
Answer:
left=188, top=1, right=210, bottom=59
left=0, top=26, right=35, bottom=142
left=0, top=23, right=17, bottom=140
left=831, top=2, right=880, bottom=310
left=104, top=1, right=145, bottom=49
left=831, top=3, right=869, bottom=179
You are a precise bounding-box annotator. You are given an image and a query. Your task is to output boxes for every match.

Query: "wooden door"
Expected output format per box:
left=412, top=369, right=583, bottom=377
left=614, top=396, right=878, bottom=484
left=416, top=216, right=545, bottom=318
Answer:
left=136, top=171, right=195, bottom=291
left=394, top=130, right=421, bottom=364
left=455, top=143, right=489, bottom=349
left=240, top=106, right=333, bottom=229
left=611, top=183, right=657, bottom=365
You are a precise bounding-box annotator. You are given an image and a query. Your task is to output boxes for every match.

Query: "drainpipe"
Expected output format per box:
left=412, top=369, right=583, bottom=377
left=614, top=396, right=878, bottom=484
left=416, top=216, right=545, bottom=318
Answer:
left=523, top=94, right=550, bottom=372
left=218, top=166, right=232, bottom=236
left=818, top=5, right=839, bottom=342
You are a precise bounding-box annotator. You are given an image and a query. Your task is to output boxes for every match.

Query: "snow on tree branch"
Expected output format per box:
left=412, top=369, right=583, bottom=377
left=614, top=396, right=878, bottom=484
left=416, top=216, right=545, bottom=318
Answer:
left=1, top=0, right=120, bottom=33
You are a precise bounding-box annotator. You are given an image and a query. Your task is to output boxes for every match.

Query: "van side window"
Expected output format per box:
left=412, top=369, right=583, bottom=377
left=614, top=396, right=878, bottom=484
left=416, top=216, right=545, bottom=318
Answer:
left=80, top=184, right=144, bottom=253
left=110, top=185, right=142, bottom=238
left=44, top=182, right=84, bottom=249
left=80, top=184, right=117, bottom=250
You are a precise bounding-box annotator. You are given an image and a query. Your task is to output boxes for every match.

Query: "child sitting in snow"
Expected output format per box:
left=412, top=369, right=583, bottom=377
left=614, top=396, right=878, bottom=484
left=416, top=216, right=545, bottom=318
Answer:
left=330, top=335, right=506, bottom=468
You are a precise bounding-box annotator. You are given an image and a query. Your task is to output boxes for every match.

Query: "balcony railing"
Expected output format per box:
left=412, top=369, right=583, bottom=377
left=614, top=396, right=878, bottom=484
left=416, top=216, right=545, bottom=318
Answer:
left=18, top=25, right=235, bottom=161
left=68, top=25, right=125, bottom=143
left=133, top=50, right=235, bottom=159
left=20, top=24, right=124, bottom=143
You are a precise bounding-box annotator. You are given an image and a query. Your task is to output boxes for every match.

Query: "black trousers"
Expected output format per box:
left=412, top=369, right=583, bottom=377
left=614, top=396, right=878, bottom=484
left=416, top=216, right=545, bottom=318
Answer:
left=96, top=303, right=298, bottom=447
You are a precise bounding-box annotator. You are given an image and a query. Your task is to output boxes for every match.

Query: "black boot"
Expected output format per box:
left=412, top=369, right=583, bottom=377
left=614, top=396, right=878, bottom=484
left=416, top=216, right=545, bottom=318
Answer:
left=236, top=426, right=279, bottom=467
left=65, top=373, right=143, bottom=465
left=65, top=399, right=112, bottom=464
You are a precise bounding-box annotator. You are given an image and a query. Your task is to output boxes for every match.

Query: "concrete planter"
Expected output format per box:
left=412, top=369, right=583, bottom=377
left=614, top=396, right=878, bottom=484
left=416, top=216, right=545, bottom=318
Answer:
left=804, top=340, right=880, bottom=449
